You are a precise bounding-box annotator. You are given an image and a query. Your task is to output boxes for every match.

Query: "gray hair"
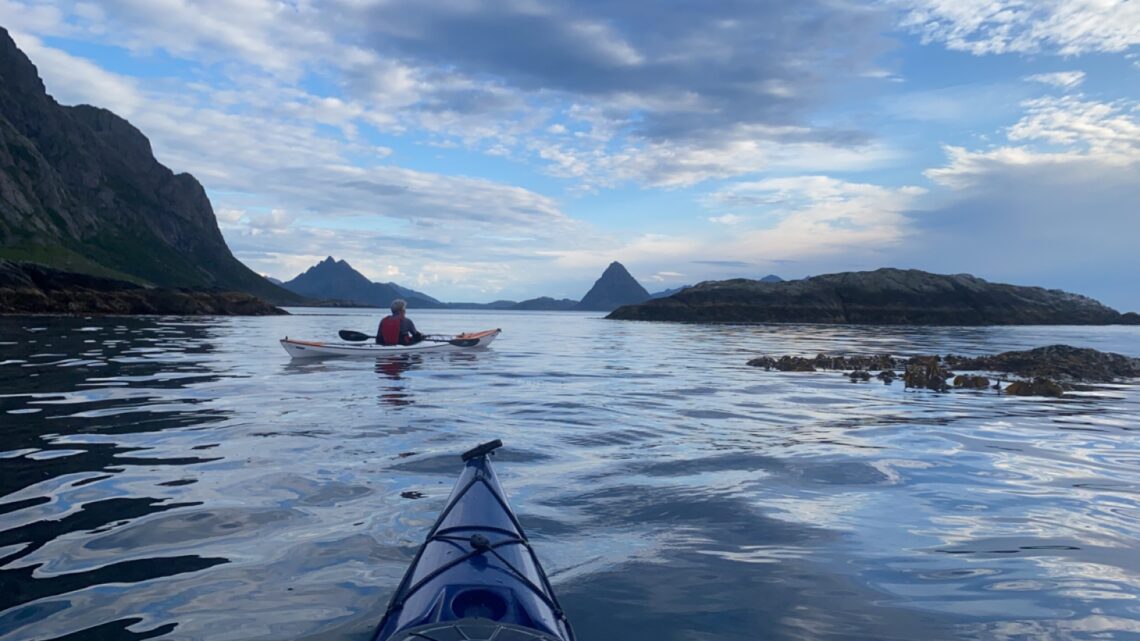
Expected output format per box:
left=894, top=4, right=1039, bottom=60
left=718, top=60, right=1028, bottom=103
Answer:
left=390, top=298, right=407, bottom=314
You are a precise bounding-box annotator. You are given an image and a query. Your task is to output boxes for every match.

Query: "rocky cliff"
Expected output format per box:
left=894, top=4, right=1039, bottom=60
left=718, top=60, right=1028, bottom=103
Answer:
left=576, top=261, right=650, bottom=311
left=0, top=28, right=300, bottom=305
left=607, top=268, right=1131, bottom=325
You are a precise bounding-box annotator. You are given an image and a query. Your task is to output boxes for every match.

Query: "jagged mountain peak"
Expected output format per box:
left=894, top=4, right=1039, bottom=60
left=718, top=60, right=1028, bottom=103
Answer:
left=576, top=261, right=650, bottom=311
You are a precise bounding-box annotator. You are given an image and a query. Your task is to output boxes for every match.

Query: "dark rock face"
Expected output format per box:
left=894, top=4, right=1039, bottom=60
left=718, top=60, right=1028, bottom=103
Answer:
left=608, top=268, right=1127, bottom=325
left=0, top=260, right=286, bottom=315
left=1122, top=312, right=1140, bottom=325
left=576, top=262, right=650, bottom=311
left=282, top=257, right=442, bottom=308
left=0, top=29, right=299, bottom=305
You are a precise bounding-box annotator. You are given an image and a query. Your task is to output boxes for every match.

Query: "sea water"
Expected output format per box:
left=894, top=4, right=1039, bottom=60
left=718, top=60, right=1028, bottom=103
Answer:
left=1, top=309, right=1138, bottom=640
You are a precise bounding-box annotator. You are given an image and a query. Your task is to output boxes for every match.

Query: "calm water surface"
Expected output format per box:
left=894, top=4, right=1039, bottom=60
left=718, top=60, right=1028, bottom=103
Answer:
left=1, top=310, right=1139, bottom=641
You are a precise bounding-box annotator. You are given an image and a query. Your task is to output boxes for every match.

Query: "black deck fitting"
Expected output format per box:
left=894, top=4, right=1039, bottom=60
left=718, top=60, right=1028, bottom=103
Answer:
left=461, top=439, right=504, bottom=461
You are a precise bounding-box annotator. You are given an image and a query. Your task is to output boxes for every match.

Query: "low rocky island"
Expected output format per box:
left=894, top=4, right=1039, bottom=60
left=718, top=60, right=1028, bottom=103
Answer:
left=0, top=260, right=286, bottom=315
left=746, top=345, right=1139, bottom=397
left=609, top=268, right=1139, bottom=325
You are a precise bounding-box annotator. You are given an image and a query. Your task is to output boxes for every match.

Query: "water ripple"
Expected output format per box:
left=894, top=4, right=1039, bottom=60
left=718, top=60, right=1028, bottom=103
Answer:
left=0, top=312, right=1138, bottom=640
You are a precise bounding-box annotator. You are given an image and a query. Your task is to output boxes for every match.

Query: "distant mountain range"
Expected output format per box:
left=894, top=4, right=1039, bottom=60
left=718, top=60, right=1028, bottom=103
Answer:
left=279, top=257, right=667, bottom=312
left=0, top=28, right=301, bottom=306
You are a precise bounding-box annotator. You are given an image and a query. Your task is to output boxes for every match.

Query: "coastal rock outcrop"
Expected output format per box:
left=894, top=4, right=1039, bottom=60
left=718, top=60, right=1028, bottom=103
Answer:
left=0, top=260, right=286, bottom=315
left=608, top=268, right=1128, bottom=325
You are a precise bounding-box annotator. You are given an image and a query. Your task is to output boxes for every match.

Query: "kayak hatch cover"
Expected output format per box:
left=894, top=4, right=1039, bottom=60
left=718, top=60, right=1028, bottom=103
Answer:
left=372, top=439, right=576, bottom=641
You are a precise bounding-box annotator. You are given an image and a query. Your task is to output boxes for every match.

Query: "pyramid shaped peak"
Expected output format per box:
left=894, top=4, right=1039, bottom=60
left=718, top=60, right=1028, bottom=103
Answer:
left=576, top=261, right=649, bottom=311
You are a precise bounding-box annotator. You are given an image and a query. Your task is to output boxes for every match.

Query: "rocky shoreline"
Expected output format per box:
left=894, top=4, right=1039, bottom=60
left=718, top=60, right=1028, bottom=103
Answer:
left=610, top=268, right=1140, bottom=325
left=746, top=345, right=1139, bottom=397
left=0, top=260, right=286, bottom=316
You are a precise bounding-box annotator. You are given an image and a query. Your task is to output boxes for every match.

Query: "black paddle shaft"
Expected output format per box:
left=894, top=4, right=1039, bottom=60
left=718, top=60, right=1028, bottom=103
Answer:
left=339, top=329, right=477, bottom=346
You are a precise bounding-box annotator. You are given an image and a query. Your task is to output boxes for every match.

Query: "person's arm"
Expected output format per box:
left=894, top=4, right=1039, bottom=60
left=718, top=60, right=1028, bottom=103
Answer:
left=410, top=319, right=423, bottom=340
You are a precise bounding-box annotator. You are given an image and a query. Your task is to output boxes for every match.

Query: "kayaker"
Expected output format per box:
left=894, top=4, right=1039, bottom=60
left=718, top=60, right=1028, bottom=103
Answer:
left=377, top=299, right=424, bottom=346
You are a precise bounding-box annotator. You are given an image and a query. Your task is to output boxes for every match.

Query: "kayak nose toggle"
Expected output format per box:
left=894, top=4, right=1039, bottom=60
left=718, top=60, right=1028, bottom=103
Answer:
left=470, top=533, right=492, bottom=551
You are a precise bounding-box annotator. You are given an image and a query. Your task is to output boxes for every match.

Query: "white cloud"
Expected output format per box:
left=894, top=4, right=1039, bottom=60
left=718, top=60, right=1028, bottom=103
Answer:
left=247, top=209, right=296, bottom=231
left=927, top=95, right=1140, bottom=188
left=893, top=0, right=1140, bottom=56
left=532, top=123, right=898, bottom=190
left=8, top=32, right=143, bottom=116
left=1024, top=71, right=1086, bottom=89
left=547, top=177, right=926, bottom=275
left=709, top=214, right=744, bottom=225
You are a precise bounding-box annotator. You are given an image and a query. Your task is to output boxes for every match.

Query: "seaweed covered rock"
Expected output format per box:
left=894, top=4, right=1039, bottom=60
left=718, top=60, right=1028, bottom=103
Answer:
left=946, top=345, right=1139, bottom=382
left=1005, top=377, right=1064, bottom=398
left=953, top=375, right=992, bottom=389
left=904, top=357, right=950, bottom=392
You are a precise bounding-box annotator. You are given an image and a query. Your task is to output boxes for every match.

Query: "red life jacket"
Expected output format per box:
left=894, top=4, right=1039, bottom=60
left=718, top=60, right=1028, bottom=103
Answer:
left=379, top=314, right=403, bottom=345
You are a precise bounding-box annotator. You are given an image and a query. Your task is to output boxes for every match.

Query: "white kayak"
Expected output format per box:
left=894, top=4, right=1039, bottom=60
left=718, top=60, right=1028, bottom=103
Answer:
left=280, top=329, right=501, bottom=359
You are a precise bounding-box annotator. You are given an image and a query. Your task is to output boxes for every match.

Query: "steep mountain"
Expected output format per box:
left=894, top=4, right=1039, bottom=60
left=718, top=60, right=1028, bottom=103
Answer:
left=576, top=261, right=650, bottom=311
left=608, top=268, right=1130, bottom=325
left=0, top=28, right=300, bottom=305
left=282, top=257, right=442, bottom=308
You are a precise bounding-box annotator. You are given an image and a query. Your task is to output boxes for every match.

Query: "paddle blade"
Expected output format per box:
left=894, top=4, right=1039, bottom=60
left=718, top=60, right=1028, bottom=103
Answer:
left=339, top=329, right=373, bottom=342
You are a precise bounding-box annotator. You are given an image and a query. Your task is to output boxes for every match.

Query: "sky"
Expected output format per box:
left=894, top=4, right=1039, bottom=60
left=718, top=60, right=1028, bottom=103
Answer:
left=3, top=0, right=1139, bottom=308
